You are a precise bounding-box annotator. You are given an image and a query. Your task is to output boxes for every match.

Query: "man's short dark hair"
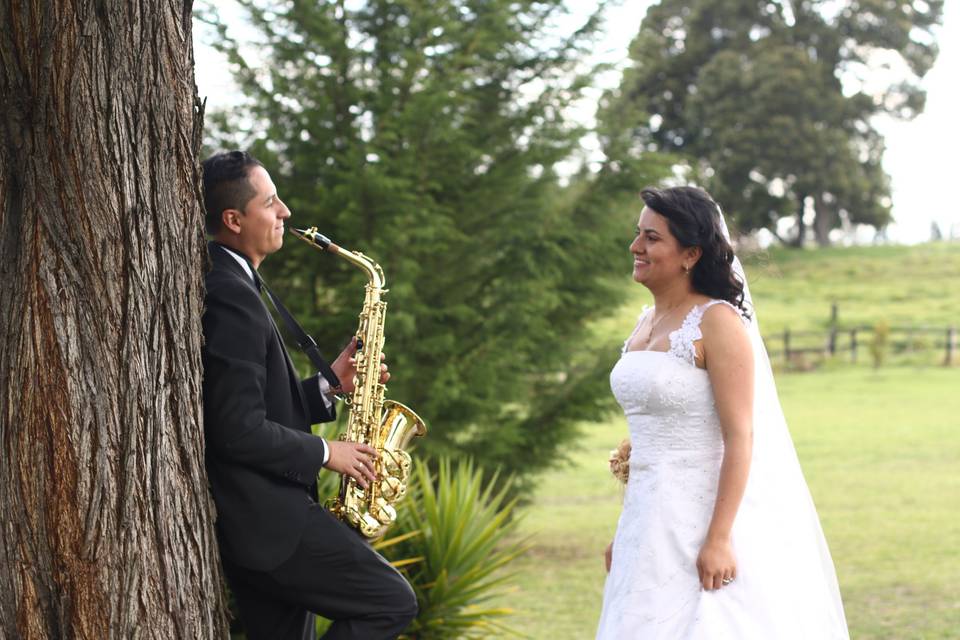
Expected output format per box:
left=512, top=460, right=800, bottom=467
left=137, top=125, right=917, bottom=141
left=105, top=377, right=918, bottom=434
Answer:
left=202, top=151, right=264, bottom=234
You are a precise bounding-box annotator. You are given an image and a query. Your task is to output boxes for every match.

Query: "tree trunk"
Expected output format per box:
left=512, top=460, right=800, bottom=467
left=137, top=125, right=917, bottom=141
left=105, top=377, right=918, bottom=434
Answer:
left=813, top=196, right=834, bottom=247
left=0, top=2, right=228, bottom=638
left=792, top=193, right=807, bottom=248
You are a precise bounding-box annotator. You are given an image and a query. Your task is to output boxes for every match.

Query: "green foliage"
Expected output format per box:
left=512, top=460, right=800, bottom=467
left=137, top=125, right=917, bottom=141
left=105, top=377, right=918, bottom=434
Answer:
left=197, top=0, right=672, bottom=490
left=599, top=0, right=944, bottom=246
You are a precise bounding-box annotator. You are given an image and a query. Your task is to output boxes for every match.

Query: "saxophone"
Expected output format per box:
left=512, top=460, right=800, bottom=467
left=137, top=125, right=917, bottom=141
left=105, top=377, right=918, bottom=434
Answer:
left=291, top=227, right=427, bottom=540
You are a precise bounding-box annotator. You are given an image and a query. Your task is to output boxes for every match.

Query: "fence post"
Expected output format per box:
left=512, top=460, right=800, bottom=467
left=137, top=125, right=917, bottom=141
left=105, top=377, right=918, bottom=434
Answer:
left=947, top=326, right=957, bottom=366
left=850, top=329, right=858, bottom=364
left=783, top=328, right=791, bottom=364
left=828, top=303, right=838, bottom=356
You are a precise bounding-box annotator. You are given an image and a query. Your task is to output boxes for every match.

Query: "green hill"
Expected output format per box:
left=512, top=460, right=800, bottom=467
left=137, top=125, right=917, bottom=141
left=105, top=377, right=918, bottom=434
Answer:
left=598, top=241, right=960, bottom=368
left=604, top=241, right=960, bottom=332
left=743, top=242, right=960, bottom=333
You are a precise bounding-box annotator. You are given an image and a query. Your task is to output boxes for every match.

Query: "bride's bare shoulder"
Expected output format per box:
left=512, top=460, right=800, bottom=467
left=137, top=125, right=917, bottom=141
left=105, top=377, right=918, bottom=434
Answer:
left=700, top=301, right=749, bottom=341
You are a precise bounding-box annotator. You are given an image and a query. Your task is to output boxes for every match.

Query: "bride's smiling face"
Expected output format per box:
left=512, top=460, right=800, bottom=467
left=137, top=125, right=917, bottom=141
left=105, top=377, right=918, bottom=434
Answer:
left=630, top=206, right=698, bottom=286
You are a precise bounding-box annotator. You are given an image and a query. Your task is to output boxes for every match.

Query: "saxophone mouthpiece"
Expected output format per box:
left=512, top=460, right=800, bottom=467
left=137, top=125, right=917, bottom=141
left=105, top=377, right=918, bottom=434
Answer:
left=291, top=227, right=339, bottom=253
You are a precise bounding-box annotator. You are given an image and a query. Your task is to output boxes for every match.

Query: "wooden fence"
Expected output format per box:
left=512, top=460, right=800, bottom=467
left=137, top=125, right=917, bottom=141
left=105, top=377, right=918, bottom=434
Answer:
left=763, top=305, right=958, bottom=367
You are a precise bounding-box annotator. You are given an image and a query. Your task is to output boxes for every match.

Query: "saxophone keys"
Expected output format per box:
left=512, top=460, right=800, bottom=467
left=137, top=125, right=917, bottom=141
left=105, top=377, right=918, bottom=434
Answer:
left=379, top=474, right=405, bottom=501
left=359, top=512, right=384, bottom=539
left=381, top=449, right=411, bottom=475
left=372, top=499, right=397, bottom=526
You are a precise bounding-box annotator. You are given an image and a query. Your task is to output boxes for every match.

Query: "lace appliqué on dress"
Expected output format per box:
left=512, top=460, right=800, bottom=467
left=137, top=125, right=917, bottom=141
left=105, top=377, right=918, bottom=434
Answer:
left=667, top=299, right=744, bottom=366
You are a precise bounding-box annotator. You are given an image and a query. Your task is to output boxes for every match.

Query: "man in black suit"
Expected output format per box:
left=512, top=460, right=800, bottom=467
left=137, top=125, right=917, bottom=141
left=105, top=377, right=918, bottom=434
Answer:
left=200, top=150, right=417, bottom=640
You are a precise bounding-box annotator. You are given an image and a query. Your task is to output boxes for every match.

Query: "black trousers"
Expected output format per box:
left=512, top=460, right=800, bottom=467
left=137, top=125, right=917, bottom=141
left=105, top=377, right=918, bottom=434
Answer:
left=223, top=505, right=418, bottom=640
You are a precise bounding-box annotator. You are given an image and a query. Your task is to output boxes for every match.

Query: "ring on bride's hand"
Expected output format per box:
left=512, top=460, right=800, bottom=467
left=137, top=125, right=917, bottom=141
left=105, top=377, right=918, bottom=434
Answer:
left=722, top=577, right=734, bottom=585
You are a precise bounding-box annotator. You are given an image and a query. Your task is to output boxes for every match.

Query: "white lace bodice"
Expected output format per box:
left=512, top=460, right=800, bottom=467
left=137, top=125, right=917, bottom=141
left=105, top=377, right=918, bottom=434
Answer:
left=610, top=301, right=739, bottom=506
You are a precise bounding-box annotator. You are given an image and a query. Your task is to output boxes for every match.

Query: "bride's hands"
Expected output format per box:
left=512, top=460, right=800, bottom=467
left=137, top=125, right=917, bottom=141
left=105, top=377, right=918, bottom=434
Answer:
left=696, top=537, right=737, bottom=590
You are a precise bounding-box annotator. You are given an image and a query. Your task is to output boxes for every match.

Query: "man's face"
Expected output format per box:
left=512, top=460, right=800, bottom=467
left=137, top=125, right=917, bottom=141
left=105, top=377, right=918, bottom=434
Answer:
left=234, top=165, right=290, bottom=267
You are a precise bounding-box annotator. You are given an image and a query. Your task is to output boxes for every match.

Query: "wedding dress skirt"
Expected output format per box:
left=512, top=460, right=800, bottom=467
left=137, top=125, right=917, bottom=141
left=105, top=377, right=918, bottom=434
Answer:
left=596, top=301, right=848, bottom=639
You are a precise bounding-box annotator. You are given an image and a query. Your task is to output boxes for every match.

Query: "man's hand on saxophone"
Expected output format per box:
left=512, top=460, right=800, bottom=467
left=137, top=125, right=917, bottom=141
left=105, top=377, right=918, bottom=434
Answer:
left=324, top=335, right=390, bottom=490
left=325, top=441, right=378, bottom=489
left=329, top=336, right=391, bottom=395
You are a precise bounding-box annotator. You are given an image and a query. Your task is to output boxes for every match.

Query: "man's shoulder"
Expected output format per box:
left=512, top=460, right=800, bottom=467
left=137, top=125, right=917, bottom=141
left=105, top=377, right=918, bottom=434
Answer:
left=203, top=259, right=263, bottom=317
left=202, top=272, right=272, bottom=345
left=206, top=246, right=252, bottom=288
left=205, top=267, right=260, bottom=304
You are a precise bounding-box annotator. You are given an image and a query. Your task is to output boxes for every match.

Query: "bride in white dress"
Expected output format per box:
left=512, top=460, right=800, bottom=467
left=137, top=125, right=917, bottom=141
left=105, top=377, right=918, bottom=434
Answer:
left=596, top=186, right=848, bottom=639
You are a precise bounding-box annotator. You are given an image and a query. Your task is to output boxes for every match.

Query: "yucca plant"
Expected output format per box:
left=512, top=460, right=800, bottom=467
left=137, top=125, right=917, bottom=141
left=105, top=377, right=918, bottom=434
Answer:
left=390, top=458, right=529, bottom=639
left=312, top=456, right=527, bottom=638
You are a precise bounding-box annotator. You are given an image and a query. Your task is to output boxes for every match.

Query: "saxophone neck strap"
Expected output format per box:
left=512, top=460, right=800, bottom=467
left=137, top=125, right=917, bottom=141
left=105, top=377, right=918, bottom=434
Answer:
left=257, top=274, right=343, bottom=392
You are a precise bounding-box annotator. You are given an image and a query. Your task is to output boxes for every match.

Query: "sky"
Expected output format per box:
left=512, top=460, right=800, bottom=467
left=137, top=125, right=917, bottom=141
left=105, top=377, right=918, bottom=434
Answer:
left=194, top=1, right=959, bottom=244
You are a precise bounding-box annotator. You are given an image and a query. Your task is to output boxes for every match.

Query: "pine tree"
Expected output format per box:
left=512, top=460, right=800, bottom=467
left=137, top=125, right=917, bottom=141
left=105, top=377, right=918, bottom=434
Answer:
left=197, top=0, right=671, bottom=487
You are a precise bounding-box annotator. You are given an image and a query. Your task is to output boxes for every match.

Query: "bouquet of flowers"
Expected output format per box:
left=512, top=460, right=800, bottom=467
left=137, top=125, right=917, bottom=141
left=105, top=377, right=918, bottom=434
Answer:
left=608, top=438, right=631, bottom=485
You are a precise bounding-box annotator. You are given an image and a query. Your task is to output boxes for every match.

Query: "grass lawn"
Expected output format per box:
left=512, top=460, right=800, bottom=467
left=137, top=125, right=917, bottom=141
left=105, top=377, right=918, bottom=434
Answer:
left=494, top=243, right=960, bottom=639
left=496, top=367, right=960, bottom=639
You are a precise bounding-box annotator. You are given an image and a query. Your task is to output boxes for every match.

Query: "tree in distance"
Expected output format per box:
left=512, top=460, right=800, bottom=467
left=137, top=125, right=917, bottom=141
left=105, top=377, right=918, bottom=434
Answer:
left=599, top=0, right=943, bottom=246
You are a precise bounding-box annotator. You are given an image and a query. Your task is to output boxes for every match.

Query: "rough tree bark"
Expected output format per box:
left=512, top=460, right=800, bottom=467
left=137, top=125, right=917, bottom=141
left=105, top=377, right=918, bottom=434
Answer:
left=0, top=1, right=228, bottom=638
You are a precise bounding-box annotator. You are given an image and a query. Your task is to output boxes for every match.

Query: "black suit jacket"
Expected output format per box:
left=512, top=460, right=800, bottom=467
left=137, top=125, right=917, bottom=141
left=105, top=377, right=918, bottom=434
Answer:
left=202, top=242, right=336, bottom=571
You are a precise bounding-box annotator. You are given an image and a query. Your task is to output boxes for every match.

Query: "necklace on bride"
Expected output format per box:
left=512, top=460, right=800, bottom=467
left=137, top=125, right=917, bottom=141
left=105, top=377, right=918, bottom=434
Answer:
left=639, top=301, right=686, bottom=348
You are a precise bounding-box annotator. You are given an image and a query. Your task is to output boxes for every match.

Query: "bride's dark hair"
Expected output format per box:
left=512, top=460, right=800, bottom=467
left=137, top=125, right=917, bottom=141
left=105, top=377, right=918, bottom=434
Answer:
left=640, top=186, right=751, bottom=319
